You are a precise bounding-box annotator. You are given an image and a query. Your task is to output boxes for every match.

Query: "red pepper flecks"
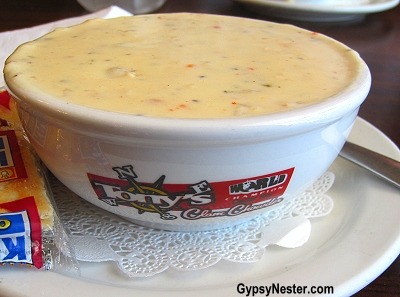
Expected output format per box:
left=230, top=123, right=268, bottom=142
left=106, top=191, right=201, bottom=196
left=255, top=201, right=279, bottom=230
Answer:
left=174, top=104, right=187, bottom=110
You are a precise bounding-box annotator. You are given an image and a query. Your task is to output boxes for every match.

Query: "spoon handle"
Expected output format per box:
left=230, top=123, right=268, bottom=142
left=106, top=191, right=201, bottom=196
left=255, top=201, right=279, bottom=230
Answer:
left=339, top=141, right=400, bottom=189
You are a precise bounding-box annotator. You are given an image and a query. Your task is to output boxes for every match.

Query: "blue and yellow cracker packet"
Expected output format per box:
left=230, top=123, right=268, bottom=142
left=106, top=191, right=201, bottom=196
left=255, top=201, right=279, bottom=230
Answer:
left=0, top=89, right=76, bottom=271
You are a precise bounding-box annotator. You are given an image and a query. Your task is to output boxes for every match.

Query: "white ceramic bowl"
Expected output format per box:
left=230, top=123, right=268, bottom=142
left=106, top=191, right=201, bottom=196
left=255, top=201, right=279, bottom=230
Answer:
left=4, top=16, right=371, bottom=231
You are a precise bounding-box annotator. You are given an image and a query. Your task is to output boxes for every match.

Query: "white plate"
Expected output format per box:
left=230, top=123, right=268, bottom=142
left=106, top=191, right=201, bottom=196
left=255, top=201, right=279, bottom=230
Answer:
left=232, top=0, right=400, bottom=22
left=1, top=117, right=400, bottom=297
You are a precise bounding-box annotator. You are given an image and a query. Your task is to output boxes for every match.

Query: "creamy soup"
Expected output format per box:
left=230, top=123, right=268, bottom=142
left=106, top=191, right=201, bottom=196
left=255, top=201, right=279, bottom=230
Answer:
left=4, top=13, right=362, bottom=119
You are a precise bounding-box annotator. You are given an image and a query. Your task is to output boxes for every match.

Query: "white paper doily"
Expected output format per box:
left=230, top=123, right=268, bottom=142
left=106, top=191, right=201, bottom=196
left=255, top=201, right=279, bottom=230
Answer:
left=53, top=172, right=334, bottom=277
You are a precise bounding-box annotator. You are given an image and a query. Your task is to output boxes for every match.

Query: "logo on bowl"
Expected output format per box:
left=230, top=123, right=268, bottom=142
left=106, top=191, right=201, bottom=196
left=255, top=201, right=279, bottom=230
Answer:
left=88, top=166, right=294, bottom=221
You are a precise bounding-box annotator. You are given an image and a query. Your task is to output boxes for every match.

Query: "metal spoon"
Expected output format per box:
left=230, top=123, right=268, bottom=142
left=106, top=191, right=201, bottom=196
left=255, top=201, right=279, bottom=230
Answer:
left=339, top=141, right=400, bottom=189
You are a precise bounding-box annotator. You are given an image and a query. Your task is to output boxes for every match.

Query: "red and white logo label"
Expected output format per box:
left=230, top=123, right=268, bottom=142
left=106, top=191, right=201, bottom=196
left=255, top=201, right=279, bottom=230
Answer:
left=88, top=166, right=294, bottom=221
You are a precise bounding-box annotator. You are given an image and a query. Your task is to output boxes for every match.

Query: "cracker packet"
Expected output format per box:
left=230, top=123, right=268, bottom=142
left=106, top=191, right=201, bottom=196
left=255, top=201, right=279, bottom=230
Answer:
left=0, top=89, right=77, bottom=271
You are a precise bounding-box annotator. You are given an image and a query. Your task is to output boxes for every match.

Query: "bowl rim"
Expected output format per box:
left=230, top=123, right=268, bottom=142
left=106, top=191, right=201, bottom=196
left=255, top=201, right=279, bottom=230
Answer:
left=5, top=62, right=371, bottom=144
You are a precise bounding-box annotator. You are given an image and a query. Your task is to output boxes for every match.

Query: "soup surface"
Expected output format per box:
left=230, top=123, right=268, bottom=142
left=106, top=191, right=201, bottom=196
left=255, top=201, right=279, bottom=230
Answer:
left=4, top=13, right=362, bottom=118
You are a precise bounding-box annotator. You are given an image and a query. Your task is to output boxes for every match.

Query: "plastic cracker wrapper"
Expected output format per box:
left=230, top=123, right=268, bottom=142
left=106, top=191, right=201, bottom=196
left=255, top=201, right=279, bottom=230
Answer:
left=0, top=89, right=78, bottom=272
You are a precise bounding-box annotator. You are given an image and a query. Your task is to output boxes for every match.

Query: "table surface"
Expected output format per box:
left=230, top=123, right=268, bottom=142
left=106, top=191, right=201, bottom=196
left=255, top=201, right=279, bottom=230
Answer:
left=1, top=0, right=399, bottom=296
